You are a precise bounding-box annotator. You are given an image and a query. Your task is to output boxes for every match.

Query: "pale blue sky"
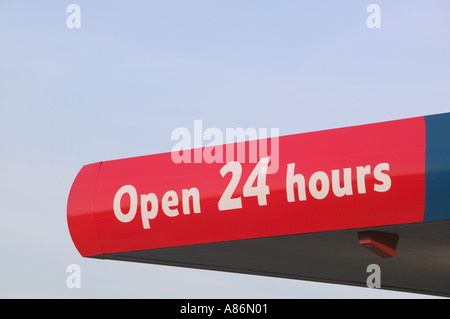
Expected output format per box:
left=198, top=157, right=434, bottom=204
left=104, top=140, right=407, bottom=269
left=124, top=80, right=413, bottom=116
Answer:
left=1, top=1, right=449, bottom=298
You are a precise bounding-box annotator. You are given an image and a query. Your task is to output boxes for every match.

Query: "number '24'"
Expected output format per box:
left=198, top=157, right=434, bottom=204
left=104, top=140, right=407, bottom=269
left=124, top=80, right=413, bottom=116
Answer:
left=218, top=158, right=270, bottom=211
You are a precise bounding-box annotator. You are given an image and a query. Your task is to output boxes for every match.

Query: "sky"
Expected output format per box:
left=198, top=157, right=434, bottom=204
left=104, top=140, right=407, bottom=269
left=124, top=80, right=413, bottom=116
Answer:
left=0, top=1, right=449, bottom=298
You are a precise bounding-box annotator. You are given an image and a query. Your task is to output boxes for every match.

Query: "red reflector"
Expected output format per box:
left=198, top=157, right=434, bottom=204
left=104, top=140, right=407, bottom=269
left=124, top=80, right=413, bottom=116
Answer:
left=358, top=231, right=399, bottom=258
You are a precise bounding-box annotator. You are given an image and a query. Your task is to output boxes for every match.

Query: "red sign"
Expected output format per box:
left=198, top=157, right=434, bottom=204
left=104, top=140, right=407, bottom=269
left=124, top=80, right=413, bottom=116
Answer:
left=67, top=117, right=426, bottom=257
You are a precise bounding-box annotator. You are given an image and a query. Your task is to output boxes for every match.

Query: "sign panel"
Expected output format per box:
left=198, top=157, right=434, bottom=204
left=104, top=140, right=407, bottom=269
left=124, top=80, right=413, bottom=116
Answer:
left=66, top=114, right=450, bottom=257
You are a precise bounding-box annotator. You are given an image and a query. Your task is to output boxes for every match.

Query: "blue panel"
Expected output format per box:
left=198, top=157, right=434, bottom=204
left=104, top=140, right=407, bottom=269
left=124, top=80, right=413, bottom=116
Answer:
left=424, top=112, right=450, bottom=221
